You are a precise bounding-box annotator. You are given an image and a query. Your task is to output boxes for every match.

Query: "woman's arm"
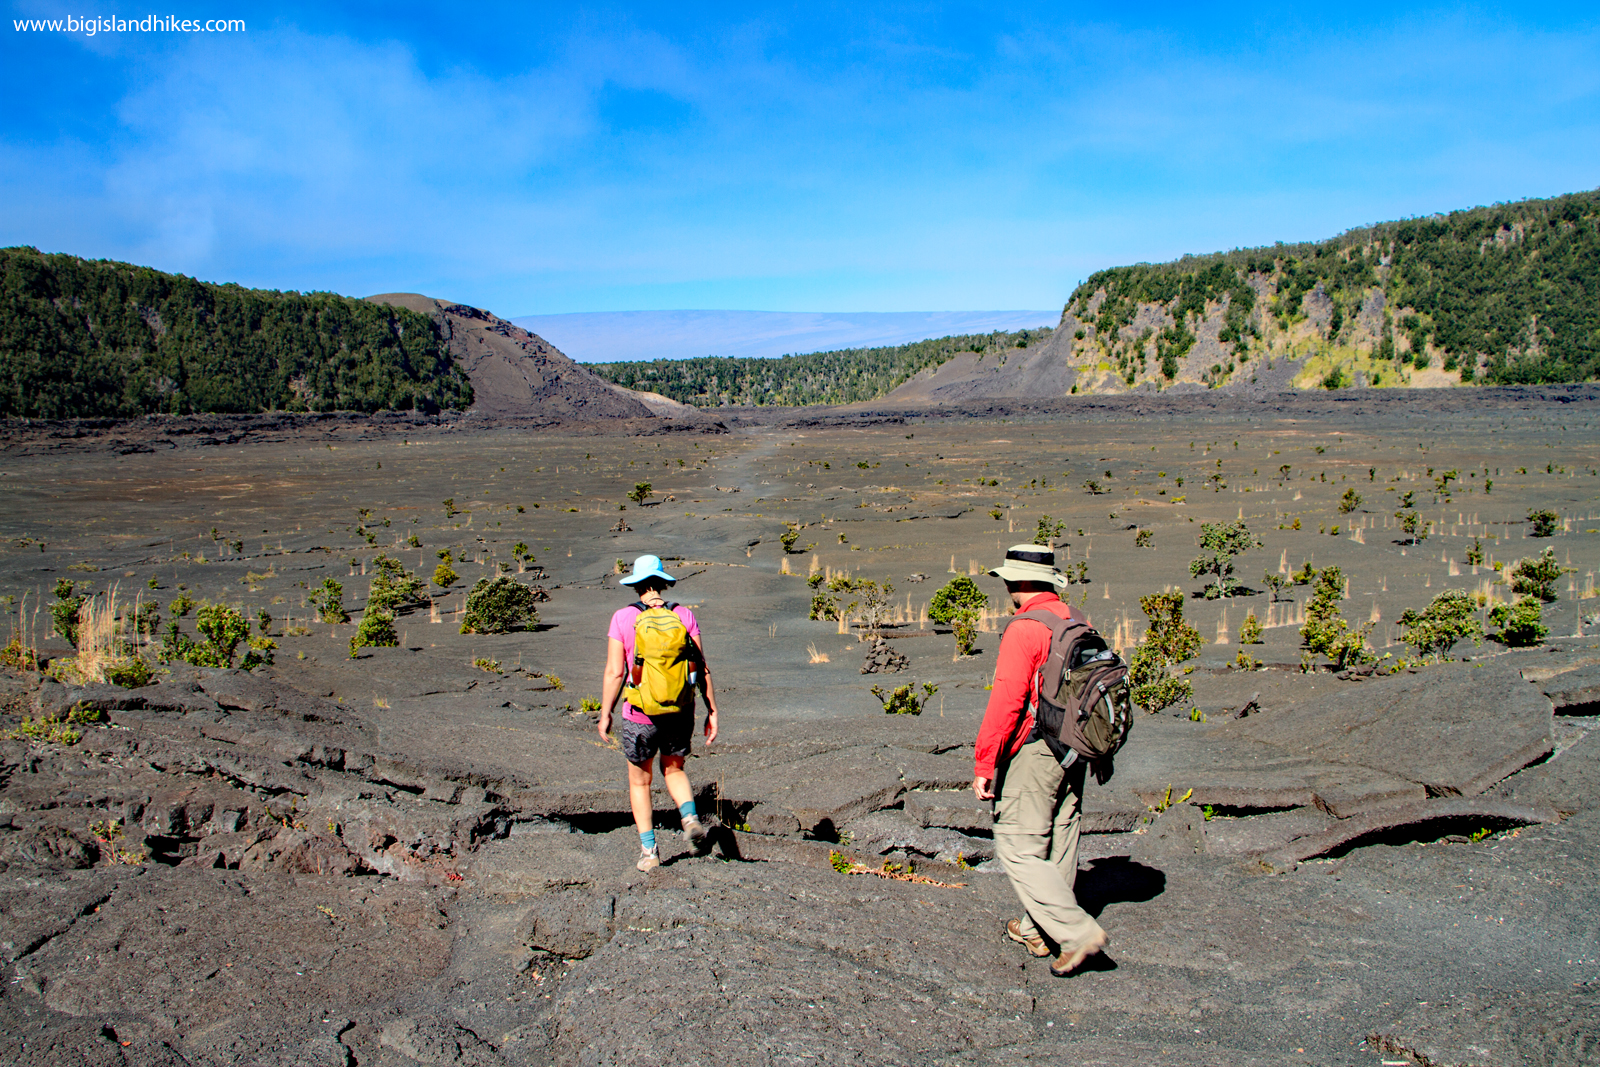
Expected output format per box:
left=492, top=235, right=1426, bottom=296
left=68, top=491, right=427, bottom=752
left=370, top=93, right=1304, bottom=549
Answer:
left=599, top=637, right=627, bottom=740
left=690, top=632, right=718, bottom=744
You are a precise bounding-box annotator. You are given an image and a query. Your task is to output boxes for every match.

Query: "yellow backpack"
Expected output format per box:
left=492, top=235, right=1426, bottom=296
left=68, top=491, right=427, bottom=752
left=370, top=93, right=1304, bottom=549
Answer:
left=623, top=602, right=697, bottom=715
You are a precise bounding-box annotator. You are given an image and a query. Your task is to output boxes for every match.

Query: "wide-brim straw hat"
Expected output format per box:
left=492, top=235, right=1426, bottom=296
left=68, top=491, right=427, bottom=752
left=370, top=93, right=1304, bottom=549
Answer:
left=987, top=544, right=1067, bottom=588
left=620, top=554, right=677, bottom=587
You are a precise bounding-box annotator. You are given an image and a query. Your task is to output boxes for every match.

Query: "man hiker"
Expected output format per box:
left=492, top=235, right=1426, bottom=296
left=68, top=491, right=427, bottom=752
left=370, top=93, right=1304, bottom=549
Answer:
left=972, top=544, right=1109, bottom=976
left=599, top=554, right=720, bottom=872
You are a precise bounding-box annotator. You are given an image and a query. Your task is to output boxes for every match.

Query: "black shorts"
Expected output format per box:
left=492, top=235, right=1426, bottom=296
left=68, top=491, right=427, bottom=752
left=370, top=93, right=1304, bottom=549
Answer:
left=619, top=711, right=693, bottom=766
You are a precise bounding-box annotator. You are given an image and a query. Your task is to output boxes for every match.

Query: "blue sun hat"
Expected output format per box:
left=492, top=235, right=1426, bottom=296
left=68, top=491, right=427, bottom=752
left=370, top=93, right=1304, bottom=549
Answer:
left=621, top=554, right=677, bottom=587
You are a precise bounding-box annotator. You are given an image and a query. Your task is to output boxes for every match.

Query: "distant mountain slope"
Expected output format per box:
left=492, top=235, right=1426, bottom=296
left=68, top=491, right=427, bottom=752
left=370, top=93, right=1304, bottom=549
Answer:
left=366, top=294, right=651, bottom=419
left=0, top=247, right=471, bottom=418
left=1034, top=188, right=1600, bottom=397
left=511, top=309, right=1057, bottom=363
left=588, top=327, right=1053, bottom=406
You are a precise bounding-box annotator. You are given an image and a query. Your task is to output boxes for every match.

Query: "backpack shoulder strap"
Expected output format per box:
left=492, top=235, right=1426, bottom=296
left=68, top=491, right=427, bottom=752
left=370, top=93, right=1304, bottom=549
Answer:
left=630, top=601, right=649, bottom=612
left=1001, top=608, right=1083, bottom=638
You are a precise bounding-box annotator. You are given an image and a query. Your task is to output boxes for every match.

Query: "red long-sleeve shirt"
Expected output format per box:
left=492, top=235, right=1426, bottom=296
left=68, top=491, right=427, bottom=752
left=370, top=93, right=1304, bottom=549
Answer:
left=972, top=592, right=1086, bottom=779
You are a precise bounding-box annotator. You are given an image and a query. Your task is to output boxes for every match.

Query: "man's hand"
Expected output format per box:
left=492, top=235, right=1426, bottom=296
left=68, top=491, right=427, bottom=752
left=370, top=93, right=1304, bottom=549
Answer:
left=597, top=709, right=612, bottom=741
left=972, top=776, right=995, bottom=801
left=703, top=709, right=718, bottom=745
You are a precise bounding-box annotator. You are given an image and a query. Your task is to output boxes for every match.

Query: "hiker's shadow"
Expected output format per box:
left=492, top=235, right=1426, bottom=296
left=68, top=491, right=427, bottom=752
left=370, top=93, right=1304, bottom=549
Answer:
left=1071, top=857, right=1165, bottom=973
left=1077, top=856, right=1166, bottom=919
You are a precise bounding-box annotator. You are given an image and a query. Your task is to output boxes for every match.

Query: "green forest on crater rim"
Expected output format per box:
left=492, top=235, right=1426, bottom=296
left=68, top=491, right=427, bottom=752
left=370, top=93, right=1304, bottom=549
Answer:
left=589, top=327, right=1054, bottom=407
left=0, top=247, right=472, bottom=418
left=1074, top=188, right=1600, bottom=388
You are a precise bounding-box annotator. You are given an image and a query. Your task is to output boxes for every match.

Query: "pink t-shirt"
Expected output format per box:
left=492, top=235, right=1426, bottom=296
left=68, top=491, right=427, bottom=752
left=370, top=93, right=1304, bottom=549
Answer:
left=608, top=602, right=700, bottom=724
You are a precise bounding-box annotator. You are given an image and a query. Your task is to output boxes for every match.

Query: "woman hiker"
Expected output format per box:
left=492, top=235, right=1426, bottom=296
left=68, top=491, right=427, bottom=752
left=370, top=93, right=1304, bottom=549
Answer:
left=599, top=554, right=720, bottom=872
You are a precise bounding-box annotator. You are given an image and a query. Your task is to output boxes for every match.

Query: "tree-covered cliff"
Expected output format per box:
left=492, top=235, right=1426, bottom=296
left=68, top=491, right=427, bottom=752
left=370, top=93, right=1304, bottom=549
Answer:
left=0, top=247, right=471, bottom=418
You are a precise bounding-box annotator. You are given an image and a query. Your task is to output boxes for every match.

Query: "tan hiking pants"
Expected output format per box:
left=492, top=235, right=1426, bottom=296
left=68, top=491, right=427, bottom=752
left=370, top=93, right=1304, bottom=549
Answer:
left=992, top=738, right=1104, bottom=951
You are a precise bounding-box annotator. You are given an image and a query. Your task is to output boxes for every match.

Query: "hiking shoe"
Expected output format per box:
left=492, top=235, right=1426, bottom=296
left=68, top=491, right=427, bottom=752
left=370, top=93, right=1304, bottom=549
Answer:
left=1005, top=919, right=1052, bottom=958
left=635, top=847, right=660, bottom=873
left=1049, top=931, right=1109, bottom=977
left=682, top=816, right=711, bottom=854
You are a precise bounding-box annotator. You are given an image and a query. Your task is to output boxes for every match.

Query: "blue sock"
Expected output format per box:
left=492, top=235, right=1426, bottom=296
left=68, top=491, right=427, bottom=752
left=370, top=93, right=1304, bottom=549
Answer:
left=678, top=800, right=698, bottom=821
left=639, top=829, right=656, bottom=851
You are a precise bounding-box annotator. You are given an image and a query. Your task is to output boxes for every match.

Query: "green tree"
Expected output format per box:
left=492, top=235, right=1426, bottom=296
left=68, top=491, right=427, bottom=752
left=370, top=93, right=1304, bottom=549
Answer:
left=1338, top=488, right=1363, bottom=513
left=460, top=577, right=540, bottom=634
left=807, top=573, right=838, bottom=621
left=1129, top=592, right=1203, bottom=712
left=432, top=549, right=460, bottom=589
left=1395, top=508, right=1427, bottom=545
left=1397, top=590, right=1483, bottom=661
left=1238, top=611, right=1263, bottom=645
left=367, top=554, right=425, bottom=613
left=1511, top=547, right=1568, bottom=602
left=350, top=608, right=398, bottom=657
left=1300, top=566, right=1374, bottom=670
left=1526, top=508, right=1561, bottom=537
left=628, top=482, right=653, bottom=505
left=1033, top=516, right=1065, bottom=546
left=0, top=247, right=471, bottom=417
left=308, top=578, right=349, bottom=624
left=1188, top=520, right=1261, bottom=599
left=50, top=579, right=86, bottom=647
left=930, top=575, right=988, bottom=657
left=1489, top=597, right=1547, bottom=647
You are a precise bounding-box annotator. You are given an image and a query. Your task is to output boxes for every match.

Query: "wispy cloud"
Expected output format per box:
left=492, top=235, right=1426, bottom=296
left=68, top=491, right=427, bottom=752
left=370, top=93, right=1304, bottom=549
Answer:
left=1, top=4, right=1597, bottom=312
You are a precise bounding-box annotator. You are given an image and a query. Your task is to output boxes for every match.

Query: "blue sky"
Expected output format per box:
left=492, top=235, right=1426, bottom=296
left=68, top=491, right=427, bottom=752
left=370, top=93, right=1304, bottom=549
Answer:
left=3, top=3, right=1597, bottom=315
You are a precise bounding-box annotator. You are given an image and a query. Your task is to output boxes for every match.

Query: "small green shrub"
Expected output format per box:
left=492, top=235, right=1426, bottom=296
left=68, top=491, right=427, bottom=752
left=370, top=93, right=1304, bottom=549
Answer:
left=473, top=656, right=502, bottom=673
left=1527, top=508, right=1560, bottom=537
left=1398, top=589, right=1483, bottom=661
left=1394, top=508, right=1426, bottom=545
left=131, top=602, right=162, bottom=637
left=243, top=636, right=276, bottom=669
left=105, top=658, right=154, bottom=688
left=308, top=579, right=349, bottom=624
left=1238, top=611, right=1263, bottom=645
left=1034, top=516, right=1066, bottom=546
left=1338, top=488, right=1362, bottom=513
left=807, top=573, right=838, bottom=621
left=349, top=608, right=398, bottom=657
left=160, top=604, right=257, bottom=669
left=871, top=681, right=938, bottom=715
left=5, top=702, right=102, bottom=745
left=1189, top=520, right=1260, bottom=599
left=1300, top=566, right=1375, bottom=670
left=628, top=482, right=653, bottom=505
left=1129, top=592, right=1203, bottom=711
left=929, top=575, right=986, bottom=625
left=1489, top=597, right=1547, bottom=647
left=460, top=576, right=539, bottom=634
left=196, top=604, right=249, bottom=664
left=367, top=554, right=425, bottom=613
left=1134, top=529, right=1154, bottom=548
left=1511, top=547, right=1568, bottom=602
left=51, top=579, right=85, bottom=647
left=930, top=575, right=987, bottom=655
